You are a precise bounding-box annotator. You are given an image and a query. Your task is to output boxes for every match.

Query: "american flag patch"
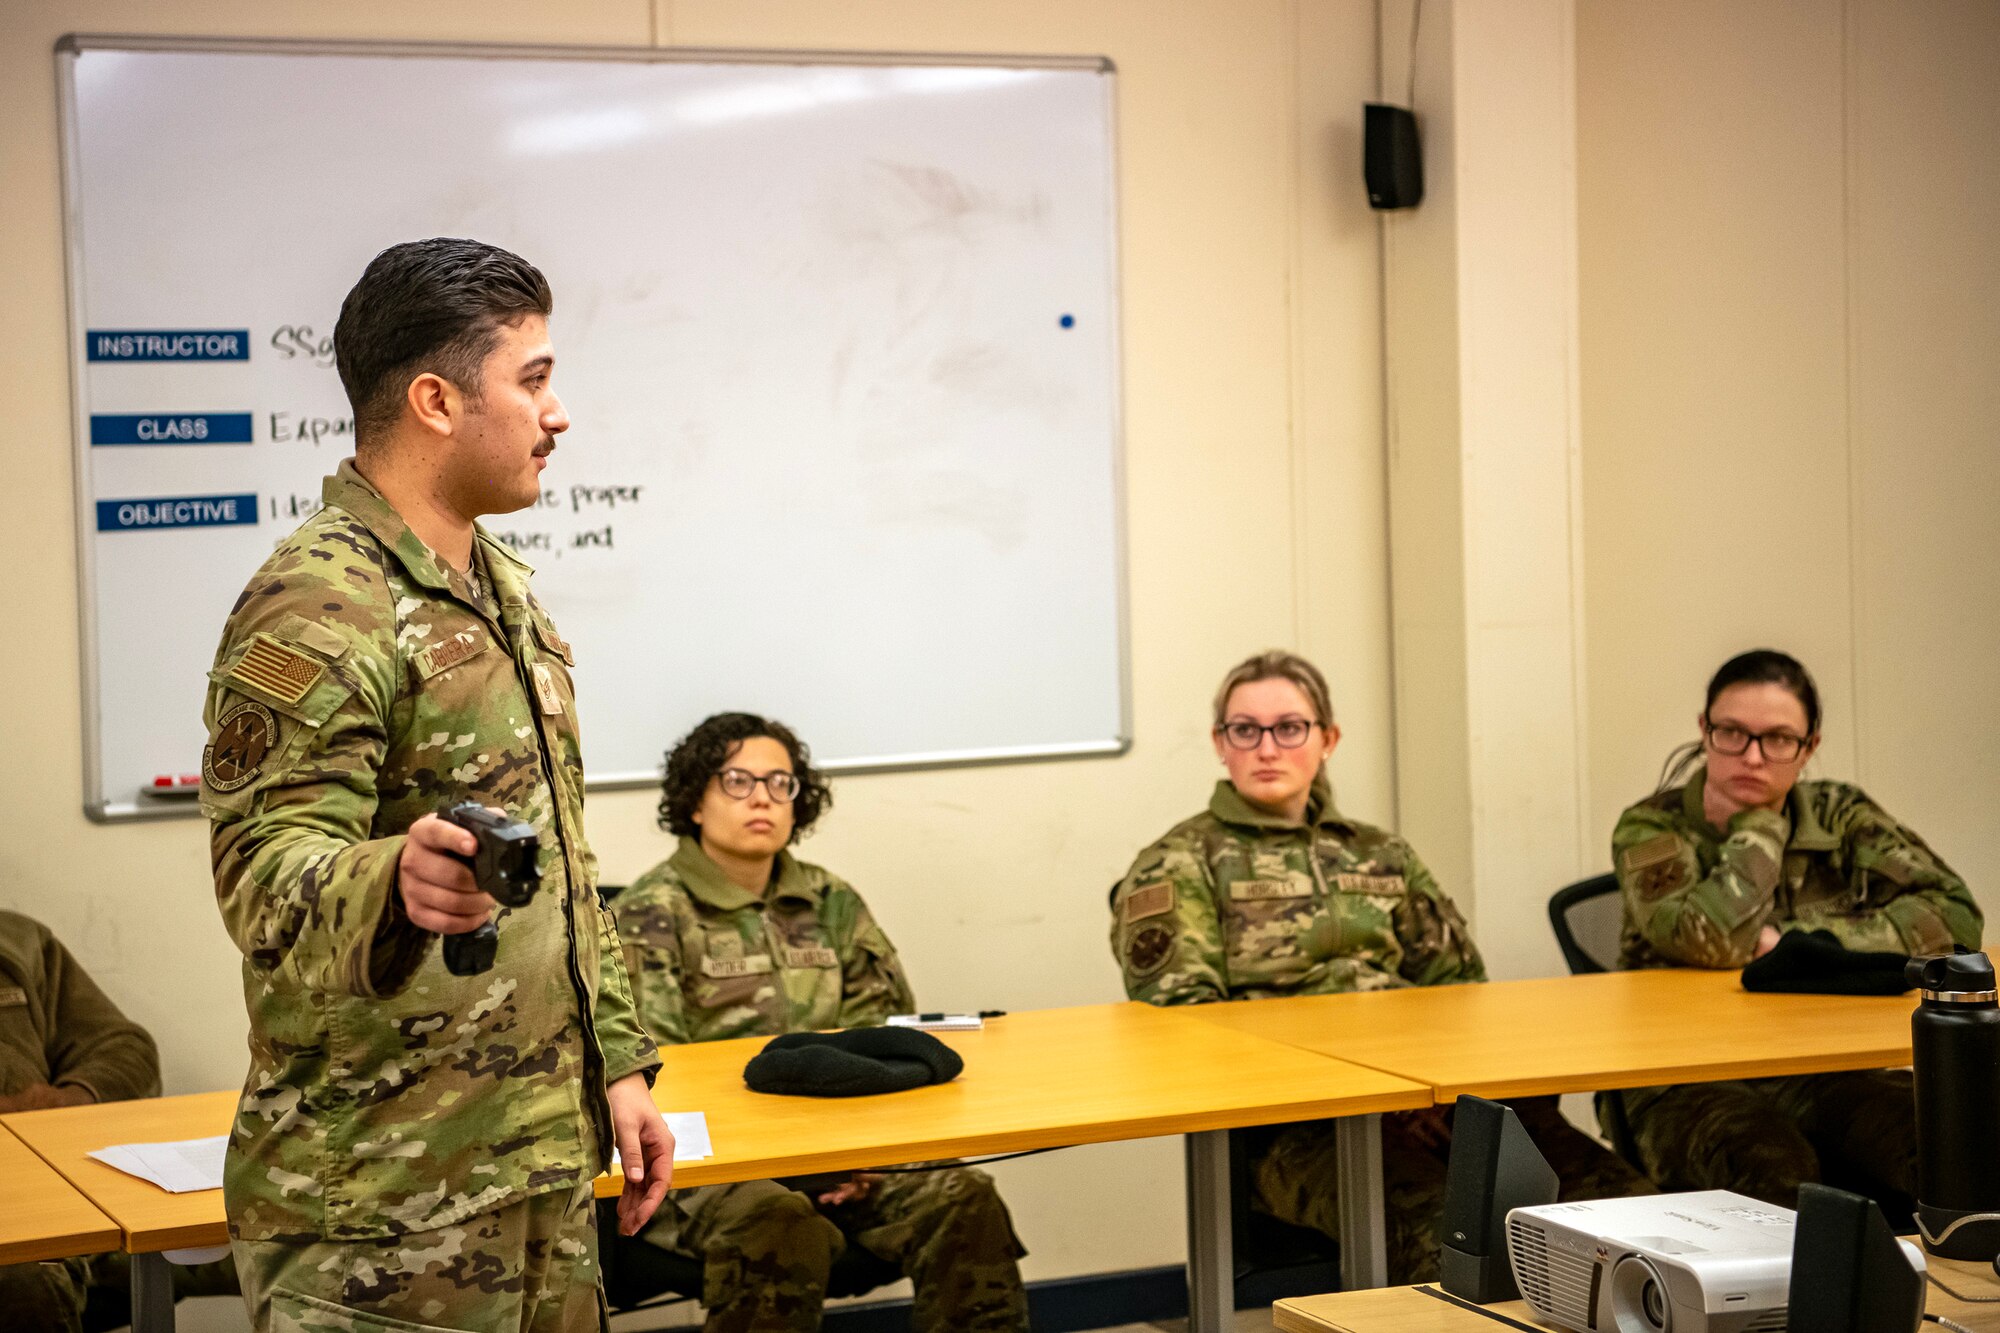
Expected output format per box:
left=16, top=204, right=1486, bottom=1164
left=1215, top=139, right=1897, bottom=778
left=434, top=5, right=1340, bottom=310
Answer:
left=229, top=635, right=324, bottom=704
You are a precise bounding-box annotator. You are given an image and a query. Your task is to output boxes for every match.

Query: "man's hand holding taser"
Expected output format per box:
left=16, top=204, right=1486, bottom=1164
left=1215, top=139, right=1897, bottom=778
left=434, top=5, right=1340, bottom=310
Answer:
left=397, top=814, right=496, bottom=934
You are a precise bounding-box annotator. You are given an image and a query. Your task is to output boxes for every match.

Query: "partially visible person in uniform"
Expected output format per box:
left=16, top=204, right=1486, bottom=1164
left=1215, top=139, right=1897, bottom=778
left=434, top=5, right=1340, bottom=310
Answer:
left=1610, top=648, right=1981, bottom=1212
left=615, top=712, right=1030, bottom=1333
left=0, top=909, right=236, bottom=1333
left=1110, top=651, right=1652, bottom=1284
left=201, top=238, right=670, bottom=1332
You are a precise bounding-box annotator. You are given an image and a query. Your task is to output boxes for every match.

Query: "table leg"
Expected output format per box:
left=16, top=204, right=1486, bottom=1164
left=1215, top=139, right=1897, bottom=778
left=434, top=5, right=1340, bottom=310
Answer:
left=1336, top=1112, right=1387, bottom=1290
left=131, top=1251, right=176, bottom=1333
left=1184, top=1129, right=1234, bottom=1333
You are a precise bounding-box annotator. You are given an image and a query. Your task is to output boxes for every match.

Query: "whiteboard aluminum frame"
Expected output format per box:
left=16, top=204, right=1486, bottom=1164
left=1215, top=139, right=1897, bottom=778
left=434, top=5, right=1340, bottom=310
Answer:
left=56, top=33, right=1131, bottom=820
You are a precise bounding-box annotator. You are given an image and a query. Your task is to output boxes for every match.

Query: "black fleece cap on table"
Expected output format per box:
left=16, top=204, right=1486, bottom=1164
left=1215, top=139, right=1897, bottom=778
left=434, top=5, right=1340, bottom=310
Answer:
left=742, top=1026, right=965, bottom=1097
left=1740, top=928, right=1913, bottom=996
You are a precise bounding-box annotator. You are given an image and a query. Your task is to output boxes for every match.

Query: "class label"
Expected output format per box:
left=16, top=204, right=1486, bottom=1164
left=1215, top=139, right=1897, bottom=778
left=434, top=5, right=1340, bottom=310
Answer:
left=90, top=413, right=254, bottom=445
left=96, top=494, right=259, bottom=532
left=87, top=330, right=249, bottom=362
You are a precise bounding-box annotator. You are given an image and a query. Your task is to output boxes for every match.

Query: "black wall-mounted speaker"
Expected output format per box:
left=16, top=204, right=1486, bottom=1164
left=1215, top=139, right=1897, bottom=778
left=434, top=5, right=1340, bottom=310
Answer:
left=1364, top=103, right=1424, bottom=210
left=1440, top=1096, right=1558, bottom=1304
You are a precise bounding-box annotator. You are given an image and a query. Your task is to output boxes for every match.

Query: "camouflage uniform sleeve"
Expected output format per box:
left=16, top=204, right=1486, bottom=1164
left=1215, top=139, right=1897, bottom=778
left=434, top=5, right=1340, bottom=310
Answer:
left=829, top=878, right=916, bottom=1028
left=1614, top=802, right=1789, bottom=968
left=1803, top=793, right=1983, bottom=956
left=614, top=877, right=692, bottom=1047
left=203, top=596, right=433, bottom=1001
left=594, top=904, right=660, bottom=1083
left=1109, top=830, right=1229, bottom=1006
left=35, top=924, right=161, bottom=1104
left=1390, top=843, right=1487, bottom=986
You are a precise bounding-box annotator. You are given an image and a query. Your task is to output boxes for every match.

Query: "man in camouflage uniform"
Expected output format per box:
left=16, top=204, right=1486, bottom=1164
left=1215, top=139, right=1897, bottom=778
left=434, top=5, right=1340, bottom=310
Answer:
left=1113, top=770, right=1653, bottom=1283
left=1612, top=765, right=1981, bottom=1210
left=201, top=239, right=667, bottom=1332
left=0, top=909, right=236, bottom=1331
left=615, top=712, right=1028, bottom=1332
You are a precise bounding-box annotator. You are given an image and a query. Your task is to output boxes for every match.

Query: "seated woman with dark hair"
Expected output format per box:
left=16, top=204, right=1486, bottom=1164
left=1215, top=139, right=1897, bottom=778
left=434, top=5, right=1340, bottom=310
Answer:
left=1610, top=648, right=1982, bottom=1214
left=614, top=712, right=1028, bottom=1333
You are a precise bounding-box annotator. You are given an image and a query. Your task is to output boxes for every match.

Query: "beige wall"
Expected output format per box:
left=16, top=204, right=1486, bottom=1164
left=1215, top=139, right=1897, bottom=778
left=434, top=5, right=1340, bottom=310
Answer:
left=0, top=0, right=1390, bottom=1292
left=1577, top=0, right=2000, bottom=921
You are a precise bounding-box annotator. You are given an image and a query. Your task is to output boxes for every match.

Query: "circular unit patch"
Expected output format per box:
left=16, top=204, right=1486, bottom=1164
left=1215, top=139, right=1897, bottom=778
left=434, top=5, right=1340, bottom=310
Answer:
left=1126, top=922, right=1177, bottom=978
left=204, top=701, right=279, bottom=792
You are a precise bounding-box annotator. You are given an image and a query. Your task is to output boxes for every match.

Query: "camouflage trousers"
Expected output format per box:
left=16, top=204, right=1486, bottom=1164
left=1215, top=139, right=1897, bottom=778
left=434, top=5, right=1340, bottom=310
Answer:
left=1615, top=1070, right=1917, bottom=1216
left=640, top=1167, right=1029, bottom=1332
left=233, top=1180, right=601, bottom=1332
left=1252, top=1096, right=1656, bottom=1285
left=0, top=1250, right=238, bottom=1333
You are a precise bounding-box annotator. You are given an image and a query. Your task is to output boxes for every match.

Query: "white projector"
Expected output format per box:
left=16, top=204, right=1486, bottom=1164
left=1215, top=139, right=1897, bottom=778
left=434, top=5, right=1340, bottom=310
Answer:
left=1504, top=1191, right=1808, bottom=1333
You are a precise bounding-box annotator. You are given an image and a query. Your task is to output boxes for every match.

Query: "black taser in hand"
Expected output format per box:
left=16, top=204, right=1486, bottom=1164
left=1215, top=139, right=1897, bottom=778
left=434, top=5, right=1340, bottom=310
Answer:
left=438, top=801, right=541, bottom=976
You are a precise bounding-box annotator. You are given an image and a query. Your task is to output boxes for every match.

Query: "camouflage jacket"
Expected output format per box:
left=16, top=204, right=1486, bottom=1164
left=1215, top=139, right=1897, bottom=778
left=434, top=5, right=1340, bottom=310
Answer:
left=1110, top=777, right=1485, bottom=1005
left=0, top=911, right=160, bottom=1103
left=615, top=839, right=914, bottom=1044
left=1614, top=767, right=1982, bottom=969
left=201, top=460, right=657, bottom=1241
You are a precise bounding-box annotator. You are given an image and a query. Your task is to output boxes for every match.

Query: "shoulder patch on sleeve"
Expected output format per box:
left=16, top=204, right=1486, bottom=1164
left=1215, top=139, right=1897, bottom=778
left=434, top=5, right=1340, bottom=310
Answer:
left=1621, top=833, right=1682, bottom=872
left=227, top=634, right=325, bottom=705
left=273, top=614, right=350, bottom=660
left=1123, top=881, right=1174, bottom=923
left=204, top=700, right=280, bottom=793
left=1125, top=922, right=1176, bottom=978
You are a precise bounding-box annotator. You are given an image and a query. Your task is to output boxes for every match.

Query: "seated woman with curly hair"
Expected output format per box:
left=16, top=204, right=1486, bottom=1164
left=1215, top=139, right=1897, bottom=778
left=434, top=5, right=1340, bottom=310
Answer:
left=613, top=712, right=1029, bottom=1333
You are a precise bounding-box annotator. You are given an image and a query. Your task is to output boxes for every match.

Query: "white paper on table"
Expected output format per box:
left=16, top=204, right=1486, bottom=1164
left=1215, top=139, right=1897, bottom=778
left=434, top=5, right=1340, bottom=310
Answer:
left=610, top=1111, right=712, bottom=1168
left=87, top=1134, right=227, bottom=1193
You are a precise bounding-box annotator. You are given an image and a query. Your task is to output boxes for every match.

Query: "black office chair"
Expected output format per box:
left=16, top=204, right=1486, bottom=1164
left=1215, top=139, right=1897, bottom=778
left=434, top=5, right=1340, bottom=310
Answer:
left=1547, top=872, right=1623, bottom=974
left=1547, top=873, right=1646, bottom=1165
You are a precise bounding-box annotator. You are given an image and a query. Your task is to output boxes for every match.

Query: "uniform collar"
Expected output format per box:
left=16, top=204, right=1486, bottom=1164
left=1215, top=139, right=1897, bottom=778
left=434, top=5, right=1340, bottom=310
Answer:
left=324, top=458, right=535, bottom=621
left=669, top=838, right=820, bottom=911
left=1682, top=766, right=1835, bottom=850
left=1207, top=771, right=1350, bottom=832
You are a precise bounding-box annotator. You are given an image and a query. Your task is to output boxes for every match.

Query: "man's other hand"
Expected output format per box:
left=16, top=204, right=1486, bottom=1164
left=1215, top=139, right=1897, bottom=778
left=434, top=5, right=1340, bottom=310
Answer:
left=398, top=814, right=496, bottom=934
left=0, top=1082, right=94, bottom=1113
left=608, top=1072, right=674, bottom=1235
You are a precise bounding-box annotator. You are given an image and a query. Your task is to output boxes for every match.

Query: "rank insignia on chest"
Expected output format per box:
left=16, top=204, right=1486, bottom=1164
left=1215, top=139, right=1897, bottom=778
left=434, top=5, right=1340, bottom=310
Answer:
left=531, top=662, right=564, bottom=715
left=783, top=945, right=839, bottom=969
left=1230, top=878, right=1312, bottom=902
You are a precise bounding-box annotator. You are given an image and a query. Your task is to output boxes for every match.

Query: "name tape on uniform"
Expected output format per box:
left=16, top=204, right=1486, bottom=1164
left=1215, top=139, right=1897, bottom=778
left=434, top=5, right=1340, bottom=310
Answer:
left=87, top=329, right=250, bottom=362
left=90, top=412, right=253, bottom=445
left=96, top=493, right=258, bottom=532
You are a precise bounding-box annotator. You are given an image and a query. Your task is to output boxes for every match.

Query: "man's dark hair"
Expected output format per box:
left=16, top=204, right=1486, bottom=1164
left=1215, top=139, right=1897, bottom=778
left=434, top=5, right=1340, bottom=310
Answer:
left=333, top=238, right=553, bottom=444
left=658, top=713, right=834, bottom=842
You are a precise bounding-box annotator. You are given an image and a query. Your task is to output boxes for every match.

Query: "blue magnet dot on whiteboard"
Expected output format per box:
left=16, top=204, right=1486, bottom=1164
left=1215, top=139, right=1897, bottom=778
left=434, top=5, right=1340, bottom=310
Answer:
left=1059, top=313, right=1076, bottom=329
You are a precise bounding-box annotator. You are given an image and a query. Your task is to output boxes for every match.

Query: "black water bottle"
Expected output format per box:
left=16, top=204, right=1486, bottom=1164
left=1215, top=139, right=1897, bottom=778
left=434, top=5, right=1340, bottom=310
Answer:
left=1909, top=950, right=2000, bottom=1260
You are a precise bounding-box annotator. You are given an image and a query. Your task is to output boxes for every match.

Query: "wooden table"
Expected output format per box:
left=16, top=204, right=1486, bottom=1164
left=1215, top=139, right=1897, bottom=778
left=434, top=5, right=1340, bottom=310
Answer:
left=3, top=1003, right=1429, bottom=1333
left=1273, top=1253, right=2000, bottom=1331
left=0, top=1122, right=120, bottom=1264
left=1184, top=968, right=1918, bottom=1102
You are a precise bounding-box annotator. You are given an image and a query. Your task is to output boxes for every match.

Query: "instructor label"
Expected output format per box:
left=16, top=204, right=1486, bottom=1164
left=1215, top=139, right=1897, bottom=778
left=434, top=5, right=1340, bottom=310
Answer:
left=88, top=330, right=249, bottom=362
left=96, top=494, right=259, bottom=532
left=90, top=413, right=254, bottom=445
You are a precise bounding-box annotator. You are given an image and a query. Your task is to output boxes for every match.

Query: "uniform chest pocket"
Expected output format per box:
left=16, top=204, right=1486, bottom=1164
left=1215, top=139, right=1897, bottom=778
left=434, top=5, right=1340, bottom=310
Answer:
left=1222, top=877, right=1320, bottom=982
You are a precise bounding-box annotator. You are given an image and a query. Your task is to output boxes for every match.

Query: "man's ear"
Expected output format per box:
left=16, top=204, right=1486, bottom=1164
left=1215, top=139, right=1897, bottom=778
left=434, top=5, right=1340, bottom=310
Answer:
left=406, top=372, right=458, bottom=438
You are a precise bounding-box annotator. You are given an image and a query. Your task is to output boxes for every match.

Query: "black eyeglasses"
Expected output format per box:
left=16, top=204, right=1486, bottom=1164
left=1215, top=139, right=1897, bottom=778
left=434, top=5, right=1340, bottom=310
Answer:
left=1704, top=721, right=1810, bottom=763
left=1216, top=718, right=1317, bottom=751
left=716, top=768, right=800, bottom=802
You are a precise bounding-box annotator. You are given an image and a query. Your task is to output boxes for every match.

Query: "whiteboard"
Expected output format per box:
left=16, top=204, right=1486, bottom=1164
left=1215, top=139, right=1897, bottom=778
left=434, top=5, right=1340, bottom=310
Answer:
left=57, top=36, right=1127, bottom=821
